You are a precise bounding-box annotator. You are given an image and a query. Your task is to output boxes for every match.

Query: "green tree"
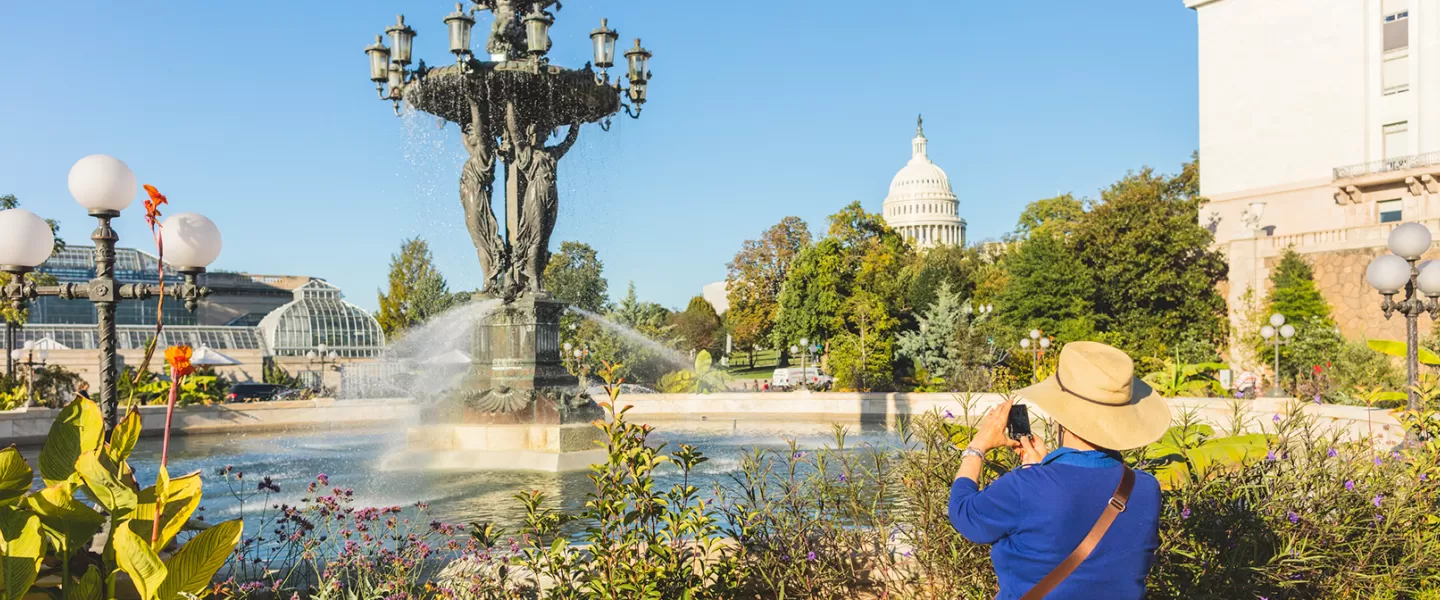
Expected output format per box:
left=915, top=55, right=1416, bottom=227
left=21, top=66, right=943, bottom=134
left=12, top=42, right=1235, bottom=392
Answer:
left=544, top=241, right=609, bottom=313
left=725, top=217, right=810, bottom=360
left=1013, top=193, right=1085, bottom=240
left=904, top=244, right=979, bottom=314
left=669, top=296, right=724, bottom=356
left=1264, top=248, right=1332, bottom=327
left=1072, top=163, right=1228, bottom=359
left=995, top=232, right=1098, bottom=342
left=376, top=237, right=455, bottom=337
left=897, top=281, right=967, bottom=383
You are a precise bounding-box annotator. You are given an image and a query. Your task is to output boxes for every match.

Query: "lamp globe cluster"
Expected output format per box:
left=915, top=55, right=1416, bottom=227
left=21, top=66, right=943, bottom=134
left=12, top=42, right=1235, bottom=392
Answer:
left=1364, top=221, right=1440, bottom=413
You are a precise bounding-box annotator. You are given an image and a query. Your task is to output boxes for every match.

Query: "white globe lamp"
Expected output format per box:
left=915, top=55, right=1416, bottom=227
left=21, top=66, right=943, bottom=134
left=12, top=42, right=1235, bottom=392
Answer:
left=1418, top=262, right=1440, bottom=296
left=160, top=213, right=223, bottom=270
left=1367, top=254, right=1412, bottom=294
left=0, top=209, right=56, bottom=271
left=1260, top=325, right=1275, bottom=339
left=1269, top=313, right=1286, bottom=327
left=1279, top=324, right=1296, bottom=339
left=1388, top=222, right=1433, bottom=260
left=68, top=155, right=137, bottom=213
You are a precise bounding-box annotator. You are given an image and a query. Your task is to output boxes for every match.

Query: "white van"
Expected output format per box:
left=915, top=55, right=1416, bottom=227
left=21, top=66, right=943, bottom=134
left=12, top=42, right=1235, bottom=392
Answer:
left=771, top=367, right=833, bottom=390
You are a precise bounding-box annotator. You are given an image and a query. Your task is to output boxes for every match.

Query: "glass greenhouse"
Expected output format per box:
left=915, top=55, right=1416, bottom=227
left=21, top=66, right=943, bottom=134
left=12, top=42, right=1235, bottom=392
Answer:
left=257, top=280, right=385, bottom=358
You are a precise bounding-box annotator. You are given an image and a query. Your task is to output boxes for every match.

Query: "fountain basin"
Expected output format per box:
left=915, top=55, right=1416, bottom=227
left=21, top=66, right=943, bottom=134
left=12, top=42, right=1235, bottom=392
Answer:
left=387, top=423, right=605, bottom=472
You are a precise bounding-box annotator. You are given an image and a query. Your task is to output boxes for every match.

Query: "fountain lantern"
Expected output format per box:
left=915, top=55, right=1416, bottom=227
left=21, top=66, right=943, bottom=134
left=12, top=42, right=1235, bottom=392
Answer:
left=365, top=1, right=651, bottom=471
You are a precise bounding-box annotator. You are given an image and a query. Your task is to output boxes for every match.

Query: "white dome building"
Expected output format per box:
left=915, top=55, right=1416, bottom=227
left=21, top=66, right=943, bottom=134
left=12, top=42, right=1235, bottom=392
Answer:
left=881, top=116, right=965, bottom=249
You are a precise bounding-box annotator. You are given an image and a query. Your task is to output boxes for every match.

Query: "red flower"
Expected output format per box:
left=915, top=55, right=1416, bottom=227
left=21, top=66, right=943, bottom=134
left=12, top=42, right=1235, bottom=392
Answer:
left=142, top=184, right=167, bottom=228
left=1313, top=365, right=1323, bottom=374
left=166, top=345, right=196, bottom=378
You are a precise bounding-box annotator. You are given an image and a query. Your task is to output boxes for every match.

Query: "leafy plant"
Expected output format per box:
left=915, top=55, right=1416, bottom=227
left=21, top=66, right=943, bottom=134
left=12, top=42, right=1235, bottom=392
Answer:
left=1143, top=358, right=1228, bottom=397
left=657, top=349, right=727, bottom=393
left=1141, top=420, right=1271, bottom=489
left=0, top=398, right=242, bottom=600
left=1367, top=339, right=1440, bottom=366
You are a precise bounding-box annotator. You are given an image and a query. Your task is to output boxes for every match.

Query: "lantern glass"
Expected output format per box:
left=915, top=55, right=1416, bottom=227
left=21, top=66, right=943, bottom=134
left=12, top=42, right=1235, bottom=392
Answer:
left=1279, top=324, right=1296, bottom=339
left=1418, top=261, right=1440, bottom=295
left=366, top=36, right=391, bottom=82
left=0, top=209, right=56, bottom=268
left=1260, top=325, right=1275, bottom=339
left=524, top=11, right=552, bottom=56
left=387, top=15, right=415, bottom=65
left=1020, top=338, right=1031, bottom=349
left=1039, top=337, right=1051, bottom=349
left=445, top=4, right=474, bottom=54
left=624, top=39, right=651, bottom=83
left=388, top=64, right=404, bottom=95
left=1269, top=313, right=1286, bottom=327
left=591, top=19, right=617, bottom=68
left=628, top=82, right=647, bottom=104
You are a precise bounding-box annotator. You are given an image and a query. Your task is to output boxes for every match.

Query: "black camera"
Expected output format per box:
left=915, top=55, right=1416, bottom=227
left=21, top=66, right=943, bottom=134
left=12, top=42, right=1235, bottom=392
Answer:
left=1006, top=403, right=1031, bottom=441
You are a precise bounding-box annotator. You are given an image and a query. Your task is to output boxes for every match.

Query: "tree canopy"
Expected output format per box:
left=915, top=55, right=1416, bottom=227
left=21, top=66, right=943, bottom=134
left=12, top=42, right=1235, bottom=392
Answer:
left=725, top=216, right=810, bottom=353
left=544, top=241, right=609, bottom=313
left=376, top=238, right=456, bottom=337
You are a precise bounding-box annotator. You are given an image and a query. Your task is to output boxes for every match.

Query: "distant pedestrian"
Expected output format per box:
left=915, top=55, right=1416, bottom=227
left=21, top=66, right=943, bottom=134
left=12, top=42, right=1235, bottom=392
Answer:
left=76, top=380, right=91, bottom=401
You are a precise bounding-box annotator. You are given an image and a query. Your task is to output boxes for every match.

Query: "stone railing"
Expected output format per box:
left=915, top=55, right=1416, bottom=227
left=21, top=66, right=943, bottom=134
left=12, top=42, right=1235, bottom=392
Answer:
left=1266, top=217, right=1440, bottom=253
left=1333, top=151, right=1440, bottom=180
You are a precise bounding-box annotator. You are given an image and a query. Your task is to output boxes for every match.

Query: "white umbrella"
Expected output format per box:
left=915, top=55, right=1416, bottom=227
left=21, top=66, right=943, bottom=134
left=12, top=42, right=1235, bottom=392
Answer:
left=421, top=349, right=472, bottom=366
left=191, top=345, right=241, bottom=366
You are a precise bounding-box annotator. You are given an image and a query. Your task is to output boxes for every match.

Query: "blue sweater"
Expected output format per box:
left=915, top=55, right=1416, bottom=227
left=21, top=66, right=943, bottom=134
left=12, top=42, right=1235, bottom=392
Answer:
left=948, top=448, right=1161, bottom=600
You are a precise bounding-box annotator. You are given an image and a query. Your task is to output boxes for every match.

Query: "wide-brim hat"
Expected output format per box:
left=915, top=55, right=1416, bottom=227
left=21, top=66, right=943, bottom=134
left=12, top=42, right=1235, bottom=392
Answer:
left=1016, top=341, right=1170, bottom=451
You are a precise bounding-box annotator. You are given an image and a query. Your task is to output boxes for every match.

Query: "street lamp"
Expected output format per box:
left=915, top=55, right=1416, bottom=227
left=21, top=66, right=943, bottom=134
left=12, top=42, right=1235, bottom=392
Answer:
left=0, top=155, right=220, bottom=429
left=1019, top=329, right=1050, bottom=383
left=1259, top=313, right=1297, bottom=397
left=1366, top=222, right=1440, bottom=411
left=306, top=343, right=341, bottom=390
left=10, top=340, right=48, bottom=407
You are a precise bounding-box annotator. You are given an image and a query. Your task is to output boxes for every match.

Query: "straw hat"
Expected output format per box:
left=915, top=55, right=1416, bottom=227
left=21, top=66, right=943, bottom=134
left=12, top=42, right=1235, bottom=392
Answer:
left=1016, top=341, right=1170, bottom=451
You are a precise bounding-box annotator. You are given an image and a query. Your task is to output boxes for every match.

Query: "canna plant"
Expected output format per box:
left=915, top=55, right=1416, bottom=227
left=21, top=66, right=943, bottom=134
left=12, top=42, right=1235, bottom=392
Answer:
left=1143, top=357, right=1228, bottom=397
left=0, top=397, right=241, bottom=600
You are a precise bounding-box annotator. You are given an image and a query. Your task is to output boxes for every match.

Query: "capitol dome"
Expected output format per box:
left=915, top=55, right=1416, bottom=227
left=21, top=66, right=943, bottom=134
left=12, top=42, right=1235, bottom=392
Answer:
left=881, top=116, right=966, bottom=249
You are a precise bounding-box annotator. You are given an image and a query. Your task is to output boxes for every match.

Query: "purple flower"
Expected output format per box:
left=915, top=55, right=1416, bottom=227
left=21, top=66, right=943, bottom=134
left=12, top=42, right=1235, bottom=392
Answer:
left=1265, top=450, right=1276, bottom=462
left=1313, top=394, right=1322, bottom=404
left=793, top=451, right=808, bottom=459
left=838, top=474, right=848, bottom=483
left=1375, top=456, right=1384, bottom=466
left=1287, top=511, right=1299, bottom=524
left=1181, top=508, right=1191, bottom=520
left=1422, top=473, right=1429, bottom=482
left=944, top=410, right=955, bottom=419
left=1272, top=414, right=1281, bottom=423
left=1393, top=451, right=1403, bottom=461
left=1375, top=513, right=1385, bottom=523
left=1327, top=448, right=1338, bottom=458
left=806, top=551, right=817, bottom=562
left=1373, top=494, right=1384, bottom=507
left=1345, top=480, right=1355, bottom=491
left=1234, top=391, right=1244, bottom=399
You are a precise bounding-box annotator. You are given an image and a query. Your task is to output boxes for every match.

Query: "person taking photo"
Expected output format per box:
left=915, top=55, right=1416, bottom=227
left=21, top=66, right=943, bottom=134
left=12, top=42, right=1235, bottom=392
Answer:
left=948, top=341, right=1168, bottom=600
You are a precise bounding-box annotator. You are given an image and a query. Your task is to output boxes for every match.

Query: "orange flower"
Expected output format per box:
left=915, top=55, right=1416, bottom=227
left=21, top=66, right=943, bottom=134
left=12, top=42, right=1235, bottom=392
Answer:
left=165, top=345, right=195, bottom=378
left=142, top=184, right=168, bottom=228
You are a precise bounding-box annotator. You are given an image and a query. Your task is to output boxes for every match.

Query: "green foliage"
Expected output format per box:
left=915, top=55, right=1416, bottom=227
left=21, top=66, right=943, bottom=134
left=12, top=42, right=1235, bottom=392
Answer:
left=1143, top=358, right=1228, bottom=397
left=658, top=350, right=727, bottom=393
left=1012, top=192, right=1085, bottom=240
left=117, top=366, right=229, bottom=407
left=564, top=282, right=679, bottom=384
left=543, top=241, right=609, bottom=313
left=995, top=231, right=1098, bottom=341
left=903, top=244, right=979, bottom=313
left=376, top=237, right=457, bottom=337
left=1265, top=248, right=1334, bottom=327
left=1368, top=339, right=1440, bottom=366
left=0, top=400, right=242, bottom=600
left=262, top=360, right=302, bottom=387
left=669, top=296, right=724, bottom=357
left=896, top=282, right=1003, bottom=391
left=1141, top=420, right=1271, bottom=489
left=725, top=216, right=811, bottom=356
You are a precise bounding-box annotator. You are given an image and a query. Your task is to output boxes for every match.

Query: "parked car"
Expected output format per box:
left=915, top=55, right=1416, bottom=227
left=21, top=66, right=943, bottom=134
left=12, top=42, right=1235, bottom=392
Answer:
left=771, top=367, right=833, bottom=391
left=226, top=383, right=293, bottom=402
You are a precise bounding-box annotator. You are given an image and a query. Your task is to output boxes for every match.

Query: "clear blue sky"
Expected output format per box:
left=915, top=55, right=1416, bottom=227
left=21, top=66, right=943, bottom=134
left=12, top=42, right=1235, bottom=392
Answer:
left=0, top=1, right=1199, bottom=311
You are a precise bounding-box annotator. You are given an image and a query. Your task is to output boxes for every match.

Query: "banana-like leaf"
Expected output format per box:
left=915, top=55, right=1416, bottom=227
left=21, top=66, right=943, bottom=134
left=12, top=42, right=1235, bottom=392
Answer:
left=156, top=519, right=242, bottom=600
left=944, top=424, right=978, bottom=448
left=75, top=451, right=138, bottom=520
left=0, top=509, right=44, bottom=600
left=0, top=448, right=31, bottom=504
left=114, top=526, right=168, bottom=600
left=39, top=399, right=103, bottom=486
left=694, top=350, right=713, bottom=374
left=129, top=470, right=203, bottom=553
left=1367, top=339, right=1440, bottom=366
left=107, top=411, right=142, bottom=465
left=23, top=480, right=104, bottom=557
left=70, top=566, right=102, bottom=600
left=1186, top=434, right=1271, bottom=477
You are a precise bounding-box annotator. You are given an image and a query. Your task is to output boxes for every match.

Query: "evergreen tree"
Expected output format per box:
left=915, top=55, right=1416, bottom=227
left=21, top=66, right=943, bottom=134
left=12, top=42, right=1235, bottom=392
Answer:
left=376, top=238, right=454, bottom=337
left=544, top=241, right=609, bottom=313
left=1265, top=248, right=1332, bottom=326
left=897, top=281, right=966, bottom=381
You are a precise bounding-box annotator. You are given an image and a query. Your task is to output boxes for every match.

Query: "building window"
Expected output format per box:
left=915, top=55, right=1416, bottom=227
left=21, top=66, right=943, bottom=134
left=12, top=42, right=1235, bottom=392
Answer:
left=1383, top=54, right=1408, bottom=95
left=1384, top=10, right=1409, bottom=53
left=1384, top=121, right=1410, bottom=160
left=1378, top=199, right=1403, bottom=223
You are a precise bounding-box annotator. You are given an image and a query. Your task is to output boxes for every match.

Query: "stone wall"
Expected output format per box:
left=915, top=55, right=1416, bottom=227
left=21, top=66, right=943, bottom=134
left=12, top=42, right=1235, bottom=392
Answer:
left=1264, top=246, right=1439, bottom=341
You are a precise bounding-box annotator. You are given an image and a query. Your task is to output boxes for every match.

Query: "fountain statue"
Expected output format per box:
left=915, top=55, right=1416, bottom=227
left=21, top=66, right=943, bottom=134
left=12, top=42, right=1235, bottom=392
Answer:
left=364, top=2, right=651, bottom=470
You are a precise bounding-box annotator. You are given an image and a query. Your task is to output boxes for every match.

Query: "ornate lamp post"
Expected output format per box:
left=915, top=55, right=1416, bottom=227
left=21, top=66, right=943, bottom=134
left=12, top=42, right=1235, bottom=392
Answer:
left=306, top=343, right=341, bottom=389
left=10, top=341, right=48, bottom=407
left=363, top=3, right=652, bottom=423
left=1259, top=313, right=1296, bottom=397
left=0, top=155, right=221, bottom=429
left=1019, top=329, right=1050, bottom=383
left=1366, top=222, right=1440, bottom=411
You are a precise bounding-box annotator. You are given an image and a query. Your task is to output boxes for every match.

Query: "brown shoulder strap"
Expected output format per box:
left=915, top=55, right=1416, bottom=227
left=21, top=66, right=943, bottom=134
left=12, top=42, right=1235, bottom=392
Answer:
left=1014, top=466, right=1136, bottom=600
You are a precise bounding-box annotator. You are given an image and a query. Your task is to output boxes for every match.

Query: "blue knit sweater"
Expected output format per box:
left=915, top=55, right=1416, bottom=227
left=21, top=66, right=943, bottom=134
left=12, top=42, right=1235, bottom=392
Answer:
left=948, top=448, right=1161, bottom=600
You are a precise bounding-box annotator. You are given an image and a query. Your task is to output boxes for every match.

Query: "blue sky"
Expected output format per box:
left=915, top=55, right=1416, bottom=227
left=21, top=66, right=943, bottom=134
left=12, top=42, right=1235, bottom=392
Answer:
left=0, top=1, right=1200, bottom=311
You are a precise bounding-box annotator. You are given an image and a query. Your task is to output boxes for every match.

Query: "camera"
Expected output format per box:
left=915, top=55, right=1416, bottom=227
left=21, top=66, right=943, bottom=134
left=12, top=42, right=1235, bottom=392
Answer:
left=1006, top=403, right=1031, bottom=441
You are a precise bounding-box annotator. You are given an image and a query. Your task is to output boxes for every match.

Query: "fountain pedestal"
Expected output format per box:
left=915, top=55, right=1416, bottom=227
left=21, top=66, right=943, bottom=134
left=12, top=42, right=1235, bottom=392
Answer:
left=401, top=294, right=606, bottom=472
